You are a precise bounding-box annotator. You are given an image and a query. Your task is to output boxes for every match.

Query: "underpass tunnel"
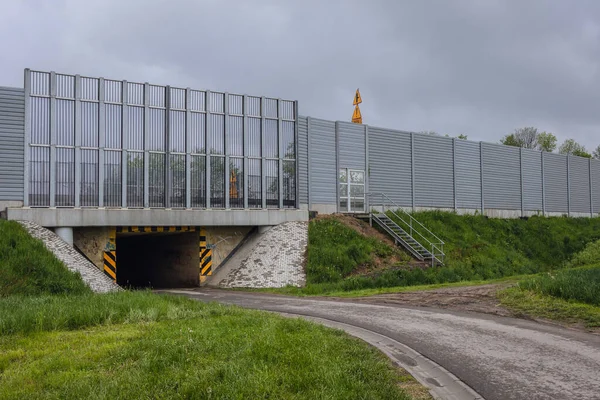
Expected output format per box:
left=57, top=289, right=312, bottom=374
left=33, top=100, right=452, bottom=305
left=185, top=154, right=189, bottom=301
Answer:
left=116, top=231, right=200, bottom=289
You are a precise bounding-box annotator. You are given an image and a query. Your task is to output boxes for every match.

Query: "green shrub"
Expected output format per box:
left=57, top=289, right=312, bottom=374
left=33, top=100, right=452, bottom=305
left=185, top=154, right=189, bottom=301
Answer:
left=0, top=220, right=91, bottom=297
left=518, top=266, right=600, bottom=306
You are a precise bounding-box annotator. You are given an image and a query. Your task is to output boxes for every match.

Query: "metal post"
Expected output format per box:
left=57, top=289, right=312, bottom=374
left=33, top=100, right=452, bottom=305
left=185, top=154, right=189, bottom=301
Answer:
left=23, top=69, right=31, bottom=207
left=74, top=75, right=82, bottom=208
left=49, top=71, right=57, bottom=207
left=224, top=93, right=230, bottom=209
left=335, top=121, right=341, bottom=212
left=452, top=138, right=457, bottom=211
left=260, top=96, right=266, bottom=209
left=520, top=147, right=524, bottom=217
left=364, top=124, right=369, bottom=212
left=567, top=155, right=571, bottom=216
left=294, top=100, right=299, bottom=209
left=143, top=82, right=149, bottom=208
left=590, top=158, right=594, bottom=217
left=307, top=116, right=312, bottom=210
left=410, top=132, right=415, bottom=211
left=277, top=99, right=284, bottom=209
left=205, top=90, right=211, bottom=208
left=541, top=151, right=546, bottom=216
left=121, top=80, right=128, bottom=208
left=185, top=88, right=192, bottom=209
left=165, top=86, right=171, bottom=208
left=98, top=77, right=106, bottom=208
left=243, top=95, right=249, bottom=209
left=480, top=142, right=485, bottom=214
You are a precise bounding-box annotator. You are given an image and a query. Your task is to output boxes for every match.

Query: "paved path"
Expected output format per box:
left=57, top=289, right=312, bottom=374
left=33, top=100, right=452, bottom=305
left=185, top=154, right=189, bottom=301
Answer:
left=161, top=289, right=600, bottom=400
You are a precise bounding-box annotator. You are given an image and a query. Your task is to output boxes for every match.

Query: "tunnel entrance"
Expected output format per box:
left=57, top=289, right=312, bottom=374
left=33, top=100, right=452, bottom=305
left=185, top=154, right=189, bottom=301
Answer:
left=116, top=231, right=199, bottom=289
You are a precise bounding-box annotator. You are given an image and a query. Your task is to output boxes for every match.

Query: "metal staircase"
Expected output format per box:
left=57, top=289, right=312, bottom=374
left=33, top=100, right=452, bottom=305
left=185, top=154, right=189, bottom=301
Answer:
left=368, top=193, right=445, bottom=266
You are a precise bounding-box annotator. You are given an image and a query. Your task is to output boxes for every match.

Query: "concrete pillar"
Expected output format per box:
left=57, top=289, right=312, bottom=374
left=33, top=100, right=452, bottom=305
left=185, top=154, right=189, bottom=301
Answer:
left=55, top=227, right=74, bottom=246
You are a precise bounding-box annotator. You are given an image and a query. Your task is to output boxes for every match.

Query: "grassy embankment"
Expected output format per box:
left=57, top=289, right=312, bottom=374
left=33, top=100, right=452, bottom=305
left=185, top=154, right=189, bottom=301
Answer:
left=0, top=219, right=427, bottom=400
left=499, top=239, right=600, bottom=328
left=274, top=212, right=600, bottom=296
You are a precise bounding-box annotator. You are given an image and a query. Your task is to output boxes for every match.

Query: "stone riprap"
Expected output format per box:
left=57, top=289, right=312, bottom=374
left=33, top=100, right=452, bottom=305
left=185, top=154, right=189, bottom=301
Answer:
left=17, top=221, right=121, bottom=293
left=220, top=221, right=307, bottom=288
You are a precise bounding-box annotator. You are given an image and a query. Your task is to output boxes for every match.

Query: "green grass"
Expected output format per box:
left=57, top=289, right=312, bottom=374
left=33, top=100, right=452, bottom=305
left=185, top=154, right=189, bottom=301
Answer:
left=0, top=219, right=421, bottom=399
left=499, top=285, right=600, bottom=328
left=291, top=212, right=600, bottom=295
left=0, top=220, right=91, bottom=297
left=0, top=301, right=412, bottom=400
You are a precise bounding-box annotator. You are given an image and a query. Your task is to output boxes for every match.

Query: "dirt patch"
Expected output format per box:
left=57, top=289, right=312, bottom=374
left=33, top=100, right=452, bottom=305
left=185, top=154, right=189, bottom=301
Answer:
left=343, top=284, right=515, bottom=317
left=315, top=213, right=398, bottom=247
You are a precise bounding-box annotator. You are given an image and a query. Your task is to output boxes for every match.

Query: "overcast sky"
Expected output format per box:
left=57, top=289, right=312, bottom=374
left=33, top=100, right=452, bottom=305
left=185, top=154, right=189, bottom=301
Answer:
left=2, top=0, right=600, bottom=150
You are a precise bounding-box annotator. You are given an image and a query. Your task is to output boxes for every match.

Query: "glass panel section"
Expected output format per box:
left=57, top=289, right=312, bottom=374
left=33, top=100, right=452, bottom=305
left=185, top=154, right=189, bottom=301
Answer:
left=191, top=155, right=206, bottom=208
left=80, top=149, right=98, bottom=207
left=81, top=102, right=99, bottom=147
left=126, top=152, right=144, bottom=208
left=264, top=119, right=278, bottom=158
left=29, top=146, right=50, bottom=206
left=339, top=184, right=348, bottom=197
left=148, top=109, right=165, bottom=151
left=209, top=92, right=224, bottom=113
left=81, top=77, right=99, bottom=101
left=339, top=199, right=348, bottom=212
left=227, top=116, right=243, bottom=156
left=248, top=118, right=261, bottom=157
left=169, top=154, right=186, bottom=208
left=350, top=170, right=364, bottom=184
left=228, top=94, right=243, bottom=115
left=56, top=100, right=74, bottom=146
left=104, top=80, right=122, bottom=103
left=210, top=156, right=225, bottom=208
left=350, top=198, right=365, bottom=213
left=149, top=153, right=165, bottom=207
left=105, top=104, right=122, bottom=149
left=339, top=169, right=347, bottom=183
left=283, top=160, right=296, bottom=208
left=282, top=121, right=295, bottom=159
left=190, top=112, right=206, bottom=153
left=31, top=97, right=50, bottom=145
left=209, top=114, right=225, bottom=155
left=247, top=96, right=260, bottom=116
left=189, top=90, right=205, bottom=112
left=229, top=157, right=244, bottom=208
left=56, top=74, right=75, bottom=98
left=55, top=147, right=75, bottom=207
left=350, top=185, right=365, bottom=197
left=265, top=159, right=278, bottom=208
left=248, top=159, right=261, bottom=208
left=31, top=71, right=50, bottom=96
left=104, top=150, right=122, bottom=207
left=169, top=110, right=185, bottom=152
left=128, top=106, right=144, bottom=151
left=127, top=82, right=144, bottom=106
left=264, top=98, right=278, bottom=118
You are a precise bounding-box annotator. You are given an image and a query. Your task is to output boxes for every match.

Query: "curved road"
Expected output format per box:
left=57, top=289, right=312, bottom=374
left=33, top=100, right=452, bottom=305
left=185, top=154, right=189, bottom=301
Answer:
left=162, top=288, right=600, bottom=400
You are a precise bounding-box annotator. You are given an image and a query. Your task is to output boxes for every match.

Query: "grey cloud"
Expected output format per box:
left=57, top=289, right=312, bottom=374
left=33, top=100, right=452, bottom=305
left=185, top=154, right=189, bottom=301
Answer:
left=2, top=0, right=600, bottom=149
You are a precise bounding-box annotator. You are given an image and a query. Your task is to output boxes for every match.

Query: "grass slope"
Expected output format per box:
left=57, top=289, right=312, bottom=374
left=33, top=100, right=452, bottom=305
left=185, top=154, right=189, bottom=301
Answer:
left=293, top=212, right=600, bottom=295
left=0, top=220, right=90, bottom=297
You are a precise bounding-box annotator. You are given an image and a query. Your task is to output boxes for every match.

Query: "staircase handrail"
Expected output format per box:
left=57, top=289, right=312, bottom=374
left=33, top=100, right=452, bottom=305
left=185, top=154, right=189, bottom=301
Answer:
left=367, top=192, right=445, bottom=262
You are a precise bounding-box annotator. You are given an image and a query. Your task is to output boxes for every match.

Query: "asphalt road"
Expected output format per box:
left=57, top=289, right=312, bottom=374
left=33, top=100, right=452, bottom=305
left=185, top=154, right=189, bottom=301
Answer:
left=161, top=288, right=600, bottom=400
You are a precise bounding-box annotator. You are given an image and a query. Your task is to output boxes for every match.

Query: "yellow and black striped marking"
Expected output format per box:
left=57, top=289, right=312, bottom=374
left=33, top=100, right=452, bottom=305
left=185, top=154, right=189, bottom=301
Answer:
left=199, top=228, right=212, bottom=283
left=116, top=226, right=197, bottom=233
left=103, top=227, right=117, bottom=281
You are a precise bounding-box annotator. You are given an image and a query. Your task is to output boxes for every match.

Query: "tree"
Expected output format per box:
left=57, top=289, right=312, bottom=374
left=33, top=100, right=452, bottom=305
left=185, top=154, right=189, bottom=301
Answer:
left=592, top=145, right=600, bottom=160
left=457, top=134, right=468, bottom=140
left=536, top=132, right=557, bottom=152
left=500, top=127, right=539, bottom=149
left=559, top=139, right=591, bottom=158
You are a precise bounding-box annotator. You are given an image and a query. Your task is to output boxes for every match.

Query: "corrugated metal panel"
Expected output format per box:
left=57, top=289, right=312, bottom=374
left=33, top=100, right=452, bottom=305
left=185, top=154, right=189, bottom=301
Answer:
left=569, top=156, right=591, bottom=214
left=592, top=160, right=600, bottom=214
left=368, top=127, right=412, bottom=207
left=413, top=134, right=453, bottom=208
left=297, top=116, right=308, bottom=205
left=544, top=152, right=568, bottom=213
left=338, top=121, right=365, bottom=171
left=310, top=118, right=336, bottom=205
left=522, top=149, right=543, bottom=211
left=0, top=87, right=24, bottom=201
left=454, top=140, right=481, bottom=209
left=482, top=143, right=521, bottom=210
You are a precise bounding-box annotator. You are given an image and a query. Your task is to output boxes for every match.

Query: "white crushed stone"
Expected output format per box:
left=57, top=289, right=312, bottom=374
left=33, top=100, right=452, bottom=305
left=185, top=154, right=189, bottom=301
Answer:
left=220, top=221, right=307, bottom=288
left=17, top=221, right=121, bottom=293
